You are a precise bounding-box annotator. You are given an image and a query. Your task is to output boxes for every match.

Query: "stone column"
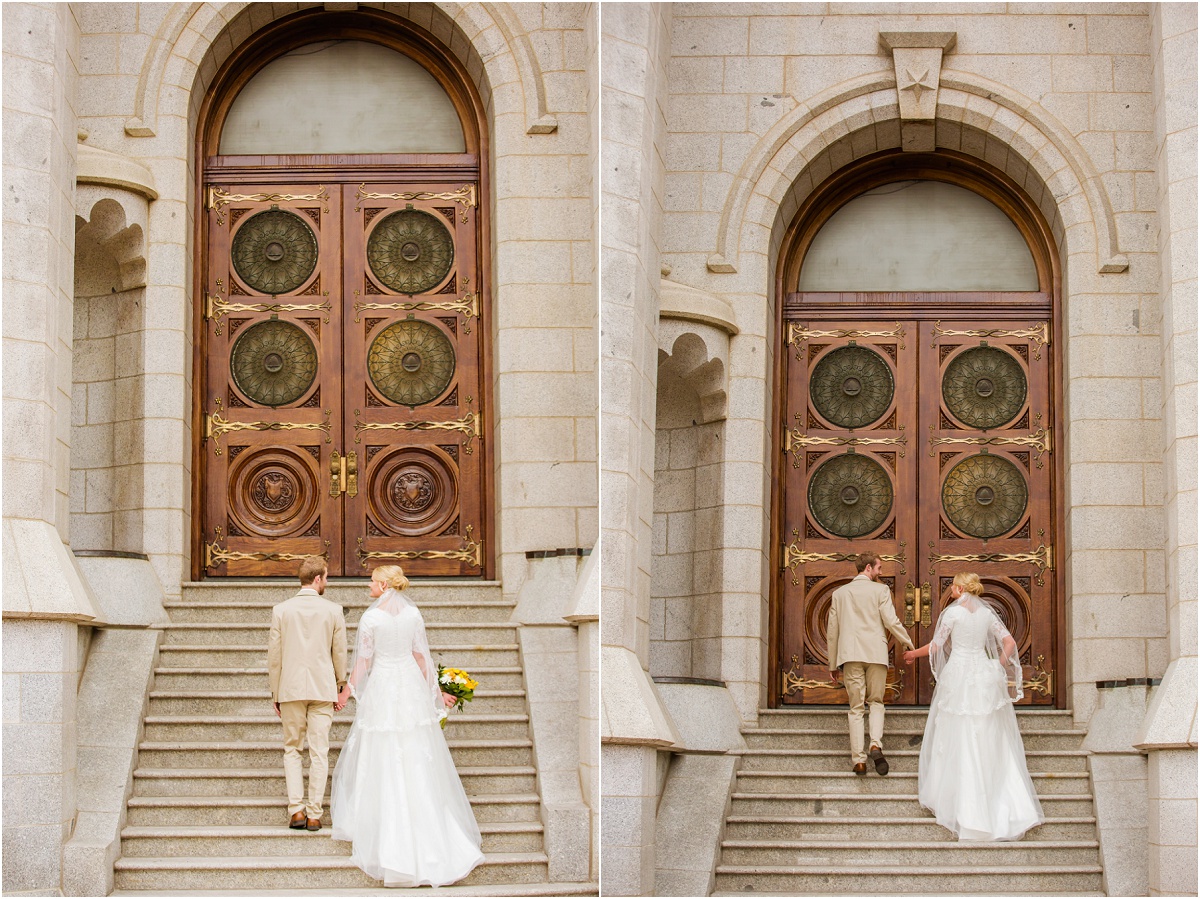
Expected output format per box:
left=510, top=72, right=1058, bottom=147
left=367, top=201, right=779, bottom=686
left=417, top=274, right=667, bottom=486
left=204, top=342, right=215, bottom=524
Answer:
left=1137, top=6, right=1198, bottom=895
left=600, top=3, right=678, bottom=895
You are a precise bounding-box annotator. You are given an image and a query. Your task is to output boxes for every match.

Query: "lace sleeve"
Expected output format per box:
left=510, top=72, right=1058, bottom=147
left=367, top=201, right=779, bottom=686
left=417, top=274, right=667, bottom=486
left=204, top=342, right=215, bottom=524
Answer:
left=409, top=606, right=444, bottom=716
left=928, top=606, right=957, bottom=683
left=347, top=612, right=376, bottom=697
left=987, top=608, right=1024, bottom=702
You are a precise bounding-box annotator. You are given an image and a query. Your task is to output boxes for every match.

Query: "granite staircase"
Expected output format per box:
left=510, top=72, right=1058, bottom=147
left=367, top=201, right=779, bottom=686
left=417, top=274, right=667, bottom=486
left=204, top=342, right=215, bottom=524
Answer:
left=714, top=707, right=1105, bottom=896
left=114, top=580, right=575, bottom=893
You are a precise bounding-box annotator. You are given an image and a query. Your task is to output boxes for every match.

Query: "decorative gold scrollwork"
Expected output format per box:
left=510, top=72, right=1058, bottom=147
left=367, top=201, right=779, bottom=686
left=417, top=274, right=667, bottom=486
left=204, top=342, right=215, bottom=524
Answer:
left=207, top=185, right=330, bottom=226
left=355, top=183, right=476, bottom=221
left=786, top=321, right=905, bottom=358
left=204, top=528, right=330, bottom=569
left=785, top=428, right=908, bottom=466
left=927, top=542, right=1054, bottom=586
left=205, top=408, right=332, bottom=455
left=904, top=582, right=916, bottom=627
left=781, top=654, right=904, bottom=700
left=1020, top=654, right=1054, bottom=698
left=931, top=321, right=1050, bottom=360
left=920, top=581, right=933, bottom=627
left=206, top=292, right=331, bottom=335
left=353, top=408, right=482, bottom=453
left=353, top=290, right=479, bottom=334
left=928, top=426, right=1052, bottom=467
left=355, top=525, right=482, bottom=569
left=782, top=531, right=906, bottom=584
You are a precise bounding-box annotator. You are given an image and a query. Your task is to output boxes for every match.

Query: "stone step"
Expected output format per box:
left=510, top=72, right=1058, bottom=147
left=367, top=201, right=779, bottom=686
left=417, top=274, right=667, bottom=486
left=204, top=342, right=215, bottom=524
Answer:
left=160, top=621, right=517, bottom=646
left=148, top=689, right=528, bottom=716
left=112, top=852, right=548, bottom=890
left=733, top=770, right=1091, bottom=795
left=164, top=599, right=515, bottom=624
left=713, top=864, right=1104, bottom=895
left=126, top=793, right=542, bottom=827
left=724, top=816, right=1099, bottom=842
left=756, top=707, right=1076, bottom=730
left=156, top=645, right=520, bottom=668
left=719, top=839, right=1100, bottom=867
left=141, top=713, right=530, bottom=743
left=150, top=666, right=525, bottom=692
left=120, top=822, right=544, bottom=857
left=736, top=748, right=1088, bottom=774
left=180, top=580, right=504, bottom=602
left=741, top=729, right=1085, bottom=752
left=729, top=792, right=1095, bottom=818
left=136, top=740, right=534, bottom=770
left=133, top=766, right=536, bottom=798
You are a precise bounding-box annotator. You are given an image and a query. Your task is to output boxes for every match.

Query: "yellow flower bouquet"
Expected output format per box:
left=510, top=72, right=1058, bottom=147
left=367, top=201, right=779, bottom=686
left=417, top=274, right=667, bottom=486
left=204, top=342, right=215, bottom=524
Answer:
left=437, top=664, right=477, bottom=728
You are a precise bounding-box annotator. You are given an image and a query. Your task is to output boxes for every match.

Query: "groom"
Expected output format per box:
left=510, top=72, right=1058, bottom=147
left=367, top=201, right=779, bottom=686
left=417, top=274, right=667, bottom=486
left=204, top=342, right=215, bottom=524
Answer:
left=826, top=551, right=914, bottom=776
left=267, top=555, right=349, bottom=831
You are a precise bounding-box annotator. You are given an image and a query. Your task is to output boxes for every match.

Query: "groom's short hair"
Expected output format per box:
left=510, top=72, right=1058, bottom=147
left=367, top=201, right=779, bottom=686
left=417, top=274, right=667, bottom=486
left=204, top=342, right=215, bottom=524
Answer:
left=298, top=555, right=328, bottom=586
left=854, top=552, right=882, bottom=573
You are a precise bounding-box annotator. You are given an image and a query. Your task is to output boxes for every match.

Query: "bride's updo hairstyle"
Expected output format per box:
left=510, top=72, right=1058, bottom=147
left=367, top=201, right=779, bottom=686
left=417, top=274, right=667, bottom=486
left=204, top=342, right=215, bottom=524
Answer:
left=371, top=564, right=410, bottom=592
left=952, top=572, right=985, bottom=596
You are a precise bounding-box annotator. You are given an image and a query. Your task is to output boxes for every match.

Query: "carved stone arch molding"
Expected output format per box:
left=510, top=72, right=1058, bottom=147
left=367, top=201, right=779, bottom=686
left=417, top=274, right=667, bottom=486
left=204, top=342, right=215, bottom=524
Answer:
left=128, top=2, right=556, bottom=141
left=706, top=72, right=1128, bottom=278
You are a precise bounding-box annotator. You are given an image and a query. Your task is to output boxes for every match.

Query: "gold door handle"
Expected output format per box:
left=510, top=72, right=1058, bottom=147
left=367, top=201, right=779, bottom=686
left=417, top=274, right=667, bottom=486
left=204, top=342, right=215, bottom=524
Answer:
left=346, top=451, right=358, bottom=498
left=920, top=582, right=933, bottom=627
left=330, top=450, right=344, bottom=497
left=904, top=583, right=916, bottom=627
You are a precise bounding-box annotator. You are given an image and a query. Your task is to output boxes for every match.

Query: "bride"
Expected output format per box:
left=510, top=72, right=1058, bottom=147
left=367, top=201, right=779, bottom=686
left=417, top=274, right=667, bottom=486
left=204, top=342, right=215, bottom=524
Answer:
left=903, top=572, right=1044, bottom=841
left=330, top=565, right=484, bottom=886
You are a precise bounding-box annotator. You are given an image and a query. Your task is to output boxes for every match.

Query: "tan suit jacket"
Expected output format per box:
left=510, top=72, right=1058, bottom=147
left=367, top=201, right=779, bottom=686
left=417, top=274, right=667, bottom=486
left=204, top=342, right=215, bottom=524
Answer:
left=267, top=587, right=348, bottom=703
left=827, top=574, right=914, bottom=671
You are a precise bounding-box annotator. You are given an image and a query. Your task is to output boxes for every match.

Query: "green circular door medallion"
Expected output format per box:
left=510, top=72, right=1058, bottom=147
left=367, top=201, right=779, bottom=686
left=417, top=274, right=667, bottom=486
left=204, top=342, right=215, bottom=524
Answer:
left=367, top=210, right=455, bottom=294
left=942, top=453, right=1028, bottom=538
left=808, top=453, right=894, bottom=538
left=231, top=209, right=318, bottom=295
left=809, top=346, right=894, bottom=429
left=230, top=319, right=319, bottom=407
left=942, top=346, right=1027, bottom=429
left=367, top=319, right=456, bottom=406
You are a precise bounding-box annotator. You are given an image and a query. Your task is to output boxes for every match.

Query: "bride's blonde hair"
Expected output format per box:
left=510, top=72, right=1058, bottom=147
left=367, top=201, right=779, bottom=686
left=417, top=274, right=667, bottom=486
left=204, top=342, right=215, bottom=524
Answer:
left=371, top=564, right=410, bottom=592
left=952, top=571, right=985, bottom=596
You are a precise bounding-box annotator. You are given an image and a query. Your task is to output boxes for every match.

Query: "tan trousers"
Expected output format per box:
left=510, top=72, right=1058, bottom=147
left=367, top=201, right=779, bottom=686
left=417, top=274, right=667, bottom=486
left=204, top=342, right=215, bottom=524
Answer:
left=280, top=699, right=334, bottom=818
left=842, top=661, right=887, bottom=765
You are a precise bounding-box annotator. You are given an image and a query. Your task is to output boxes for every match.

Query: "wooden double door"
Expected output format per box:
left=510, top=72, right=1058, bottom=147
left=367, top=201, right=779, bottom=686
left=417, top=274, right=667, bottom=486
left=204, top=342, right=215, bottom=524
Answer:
left=777, top=307, right=1058, bottom=705
left=199, top=178, right=487, bottom=577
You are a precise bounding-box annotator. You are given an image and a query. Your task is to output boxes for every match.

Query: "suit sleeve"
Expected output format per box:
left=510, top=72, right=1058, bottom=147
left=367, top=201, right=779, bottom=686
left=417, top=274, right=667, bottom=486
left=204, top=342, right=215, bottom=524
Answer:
left=826, top=598, right=840, bottom=672
left=878, top=587, right=915, bottom=650
left=267, top=607, right=282, bottom=702
left=332, top=607, right=348, bottom=688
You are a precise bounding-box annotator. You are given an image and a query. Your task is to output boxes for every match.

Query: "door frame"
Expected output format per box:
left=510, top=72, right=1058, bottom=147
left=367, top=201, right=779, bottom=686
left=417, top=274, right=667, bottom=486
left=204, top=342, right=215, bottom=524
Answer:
left=768, top=149, right=1067, bottom=709
left=190, top=8, right=494, bottom=581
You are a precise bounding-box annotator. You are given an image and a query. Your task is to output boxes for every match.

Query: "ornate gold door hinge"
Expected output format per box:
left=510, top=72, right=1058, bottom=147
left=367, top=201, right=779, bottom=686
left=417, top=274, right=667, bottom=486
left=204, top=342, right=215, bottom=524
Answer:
left=206, top=292, right=331, bottom=335
left=353, top=408, right=482, bottom=453
left=205, top=408, right=332, bottom=455
left=329, top=450, right=358, bottom=498
left=927, top=542, right=1054, bottom=586
left=1019, top=655, right=1054, bottom=698
left=781, top=654, right=905, bottom=700
left=786, top=322, right=905, bottom=358
left=783, top=533, right=907, bottom=584
left=931, top=321, right=1050, bottom=360
left=207, top=185, right=330, bottom=226
left=204, top=527, right=330, bottom=569
left=353, top=287, right=479, bottom=333
left=786, top=428, right=908, bottom=465
left=355, top=183, right=476, bottom=220
left=928, top=426, right=1052, bottom=467
left=355, top=525, right=482, bottom=569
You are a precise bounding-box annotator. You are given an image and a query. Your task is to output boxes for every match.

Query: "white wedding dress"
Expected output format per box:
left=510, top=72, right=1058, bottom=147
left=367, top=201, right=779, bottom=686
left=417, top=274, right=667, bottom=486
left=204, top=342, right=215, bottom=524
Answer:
left=917, top=599, right=1044, bottom=841
left=330, top=593, right=483, bottom=886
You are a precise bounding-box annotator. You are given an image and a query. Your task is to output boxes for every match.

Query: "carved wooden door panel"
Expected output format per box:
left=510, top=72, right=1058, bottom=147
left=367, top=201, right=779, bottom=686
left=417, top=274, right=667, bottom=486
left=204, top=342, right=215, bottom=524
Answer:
left=201, top=180, right=486, bottom=577
left=778, top=315, right=1057, bottom=706
left=343, top=182, right=484, bottom=576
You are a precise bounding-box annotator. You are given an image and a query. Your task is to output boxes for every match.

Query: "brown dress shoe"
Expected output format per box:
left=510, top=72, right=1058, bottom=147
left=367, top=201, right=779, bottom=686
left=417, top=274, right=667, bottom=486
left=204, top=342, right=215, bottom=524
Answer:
left=306, top=817, right=321, bottom=832
left=869, top=746, right=889, bottom=776
left=853, top=762, right=867, bottom=775
left=289, top=811, right=307, bottom=829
